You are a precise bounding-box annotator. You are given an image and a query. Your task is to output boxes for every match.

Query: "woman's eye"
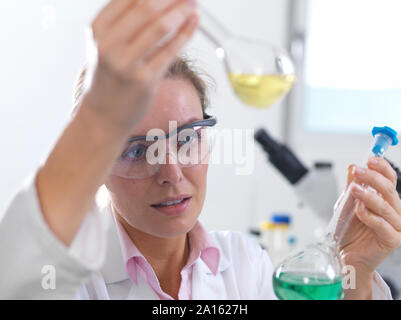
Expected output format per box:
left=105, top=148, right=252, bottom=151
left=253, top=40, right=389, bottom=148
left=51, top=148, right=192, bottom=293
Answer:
left=121, top=144, right=147, bottom=161
left=178, top=130, right=200, bottom=147
left=178, top=135, right=196, bottom=147
left=179, top=135, right=193, bottom=145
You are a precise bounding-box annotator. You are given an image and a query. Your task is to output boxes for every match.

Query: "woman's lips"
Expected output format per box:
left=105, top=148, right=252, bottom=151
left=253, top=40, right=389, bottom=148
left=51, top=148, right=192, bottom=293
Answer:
left=150, top=197, right=192, bottom=216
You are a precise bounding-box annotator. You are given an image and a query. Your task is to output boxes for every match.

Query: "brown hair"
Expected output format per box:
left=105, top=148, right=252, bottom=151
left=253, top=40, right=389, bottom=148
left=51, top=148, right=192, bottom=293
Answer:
left=72, top=56, right=213, bottom=118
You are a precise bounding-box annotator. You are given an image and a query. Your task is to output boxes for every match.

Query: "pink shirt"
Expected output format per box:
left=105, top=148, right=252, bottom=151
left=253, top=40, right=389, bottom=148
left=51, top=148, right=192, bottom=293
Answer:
left=114, top=217, right=220, bottom=300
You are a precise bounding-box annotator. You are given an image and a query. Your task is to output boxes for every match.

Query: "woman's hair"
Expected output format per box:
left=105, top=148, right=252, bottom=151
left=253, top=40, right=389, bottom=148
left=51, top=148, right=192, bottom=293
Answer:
left=72, top=56, right=213, bottom=118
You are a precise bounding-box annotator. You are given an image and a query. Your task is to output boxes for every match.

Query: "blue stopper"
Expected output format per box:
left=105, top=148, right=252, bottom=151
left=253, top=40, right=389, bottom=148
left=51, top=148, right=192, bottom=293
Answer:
left=372, top=126, right=399, bottom=146
left=372, top=145, right=384, bottom=155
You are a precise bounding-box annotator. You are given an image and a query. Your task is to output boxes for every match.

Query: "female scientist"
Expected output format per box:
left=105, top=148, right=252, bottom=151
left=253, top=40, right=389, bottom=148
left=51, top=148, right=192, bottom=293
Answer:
left=1, top=0, right=401, bottom=299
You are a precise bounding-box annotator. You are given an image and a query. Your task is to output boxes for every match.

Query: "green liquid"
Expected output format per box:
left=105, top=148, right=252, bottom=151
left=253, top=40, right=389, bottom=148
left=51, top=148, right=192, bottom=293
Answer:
left=273, top=272, right=344, bottom=300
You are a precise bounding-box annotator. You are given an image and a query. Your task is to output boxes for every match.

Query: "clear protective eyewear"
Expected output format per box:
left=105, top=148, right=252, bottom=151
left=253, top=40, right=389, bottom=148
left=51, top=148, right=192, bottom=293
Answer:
left=111, top=115, right=217, bottom=179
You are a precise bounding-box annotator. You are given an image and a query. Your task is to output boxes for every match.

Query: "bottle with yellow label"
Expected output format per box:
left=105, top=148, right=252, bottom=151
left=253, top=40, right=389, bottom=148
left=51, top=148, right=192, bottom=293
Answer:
left=260, top=214, right=292, bottom=266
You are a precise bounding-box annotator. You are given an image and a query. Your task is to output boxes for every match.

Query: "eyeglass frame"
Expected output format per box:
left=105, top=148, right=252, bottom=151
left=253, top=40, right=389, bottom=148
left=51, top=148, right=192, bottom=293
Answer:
left=124, top=114, right=217, bottom=144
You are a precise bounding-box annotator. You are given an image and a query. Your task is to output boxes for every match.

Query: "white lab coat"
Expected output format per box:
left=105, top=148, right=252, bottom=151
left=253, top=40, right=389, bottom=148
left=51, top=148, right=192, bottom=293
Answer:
left=0, top=171, right=392, bottom=300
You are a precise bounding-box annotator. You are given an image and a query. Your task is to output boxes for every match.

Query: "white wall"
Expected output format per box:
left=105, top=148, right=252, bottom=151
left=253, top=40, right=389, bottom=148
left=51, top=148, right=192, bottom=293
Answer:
left=0, top=0, right=326, bottom=249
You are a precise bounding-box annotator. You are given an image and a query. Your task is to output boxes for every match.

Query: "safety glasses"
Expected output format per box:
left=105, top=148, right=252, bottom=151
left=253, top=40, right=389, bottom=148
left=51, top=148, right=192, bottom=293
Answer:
left=111, top=115, right=217, bottom=179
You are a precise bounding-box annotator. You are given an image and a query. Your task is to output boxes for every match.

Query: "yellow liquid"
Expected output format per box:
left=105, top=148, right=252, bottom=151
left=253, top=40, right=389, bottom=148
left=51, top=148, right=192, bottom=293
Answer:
left=229, top=73, right=296, bottom=108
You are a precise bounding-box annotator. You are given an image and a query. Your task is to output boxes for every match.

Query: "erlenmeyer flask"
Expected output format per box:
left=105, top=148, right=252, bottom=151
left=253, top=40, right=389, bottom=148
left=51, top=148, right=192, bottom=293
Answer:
left=198, top=5, right=296, bottom=109
left=273, top=126, right=399, bottom=300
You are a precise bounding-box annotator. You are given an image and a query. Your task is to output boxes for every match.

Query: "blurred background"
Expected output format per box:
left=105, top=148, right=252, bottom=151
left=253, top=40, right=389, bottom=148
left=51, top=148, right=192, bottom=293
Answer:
left=0, top=0, right=400, bottom=297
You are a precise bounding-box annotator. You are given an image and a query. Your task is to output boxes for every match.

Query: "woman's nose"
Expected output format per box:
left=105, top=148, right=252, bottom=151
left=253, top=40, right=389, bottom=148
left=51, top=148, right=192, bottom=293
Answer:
left=155, top=153, right=184, bottom=185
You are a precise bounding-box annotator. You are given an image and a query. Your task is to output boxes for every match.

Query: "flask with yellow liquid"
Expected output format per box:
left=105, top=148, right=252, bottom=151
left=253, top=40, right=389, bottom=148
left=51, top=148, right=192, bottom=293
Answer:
left=198, top=5, right=296, bottom=108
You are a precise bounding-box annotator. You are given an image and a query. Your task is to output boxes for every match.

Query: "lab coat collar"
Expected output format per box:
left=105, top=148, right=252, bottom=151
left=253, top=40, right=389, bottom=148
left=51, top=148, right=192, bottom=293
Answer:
left=99, top=204, right=128, bottom=284
left=100, top=204, right=231, bottom=284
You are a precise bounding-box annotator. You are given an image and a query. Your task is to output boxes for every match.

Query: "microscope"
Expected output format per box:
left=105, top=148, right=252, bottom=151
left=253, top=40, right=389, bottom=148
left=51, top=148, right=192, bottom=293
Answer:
left=254, top=128, right=339, bottom=221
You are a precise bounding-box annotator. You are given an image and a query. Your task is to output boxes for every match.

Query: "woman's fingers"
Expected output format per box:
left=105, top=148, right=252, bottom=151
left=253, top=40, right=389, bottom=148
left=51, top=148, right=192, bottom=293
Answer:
left=353, top=163, right=401, bottom=213
left=92, top=0, right=198, bottom=81
left=351, top=183, right=401, bottom=232
left=146, top=13, right=199, bottom=80
left=121, top=0, right=197, bottom=67
left=83, top=0, right=199, bottom=129
left=356, top=201, right=401, bottom=249
left=107, top=0, right=185, bottom=44
left=346, top=158, right=397, bottom=190
left=92, top=0, right=138, bottom=35
left=367, top=157, right=398, bottom=187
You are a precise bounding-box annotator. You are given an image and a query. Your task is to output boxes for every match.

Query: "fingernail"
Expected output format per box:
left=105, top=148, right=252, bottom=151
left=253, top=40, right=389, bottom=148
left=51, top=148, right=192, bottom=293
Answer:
left=352, top=183, right=364, bottom=195
left=369, top=157, right=379, bottom=165
left=354, top=167, right=366, bottom=177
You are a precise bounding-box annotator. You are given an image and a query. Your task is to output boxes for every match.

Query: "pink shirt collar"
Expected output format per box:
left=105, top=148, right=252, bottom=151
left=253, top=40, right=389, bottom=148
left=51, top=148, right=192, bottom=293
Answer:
left=112, top=210, right=221, bottom=298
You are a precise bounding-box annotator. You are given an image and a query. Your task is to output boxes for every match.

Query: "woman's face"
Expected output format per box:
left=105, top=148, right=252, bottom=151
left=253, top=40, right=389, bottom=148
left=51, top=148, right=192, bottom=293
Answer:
left=105, top=78, right=208, bottom=238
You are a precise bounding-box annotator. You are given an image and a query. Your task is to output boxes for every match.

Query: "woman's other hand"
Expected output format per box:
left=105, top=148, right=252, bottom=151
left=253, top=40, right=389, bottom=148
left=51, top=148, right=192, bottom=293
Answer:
left=337, top=158, right=401, bottom=299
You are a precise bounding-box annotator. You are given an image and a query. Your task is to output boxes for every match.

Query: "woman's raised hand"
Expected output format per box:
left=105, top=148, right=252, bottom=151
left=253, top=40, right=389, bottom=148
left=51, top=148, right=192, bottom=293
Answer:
left=82, top=0, right=199, bottom=130
left=36, top=0, right=199, bottom=246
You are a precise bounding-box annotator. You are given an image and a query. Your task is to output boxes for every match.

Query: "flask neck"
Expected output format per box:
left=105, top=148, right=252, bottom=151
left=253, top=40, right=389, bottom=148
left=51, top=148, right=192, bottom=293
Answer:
left=198, top=5, right=233, bottom=50
left=323, top=221, right=343, bottom=250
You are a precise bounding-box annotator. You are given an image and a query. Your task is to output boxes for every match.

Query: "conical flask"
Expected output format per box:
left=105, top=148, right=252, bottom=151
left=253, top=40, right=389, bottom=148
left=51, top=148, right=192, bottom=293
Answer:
left=198, top=5, right=296, bottom=109
left=273, top=126, right=399, bottom=300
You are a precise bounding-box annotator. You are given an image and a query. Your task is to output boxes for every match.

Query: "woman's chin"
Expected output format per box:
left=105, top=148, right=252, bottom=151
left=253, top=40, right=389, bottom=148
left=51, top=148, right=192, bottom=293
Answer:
left=144, top=215, right=198, bottom=239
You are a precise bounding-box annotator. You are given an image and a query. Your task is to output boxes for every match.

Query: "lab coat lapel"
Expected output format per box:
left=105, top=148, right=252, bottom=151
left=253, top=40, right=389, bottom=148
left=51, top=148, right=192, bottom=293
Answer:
left=125, top=275, right=160, bottom=300
left=191, top=252, right=231, bottom=299
left=97, top=205, right=163, bottom=300
left=99, top=205, right=129, bottom=285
